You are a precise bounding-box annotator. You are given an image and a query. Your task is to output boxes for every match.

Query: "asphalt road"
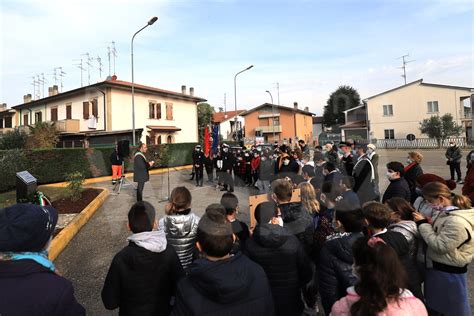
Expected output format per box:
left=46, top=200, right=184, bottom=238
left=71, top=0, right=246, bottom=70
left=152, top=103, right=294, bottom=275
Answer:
left=54, top=149, right=473, bottom=315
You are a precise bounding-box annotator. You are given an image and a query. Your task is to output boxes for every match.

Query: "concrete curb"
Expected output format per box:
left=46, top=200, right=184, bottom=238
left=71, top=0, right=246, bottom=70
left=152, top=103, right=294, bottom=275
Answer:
left=44, top=165, right=193, bottom=188
left=49, top=187, right=109, bottom=261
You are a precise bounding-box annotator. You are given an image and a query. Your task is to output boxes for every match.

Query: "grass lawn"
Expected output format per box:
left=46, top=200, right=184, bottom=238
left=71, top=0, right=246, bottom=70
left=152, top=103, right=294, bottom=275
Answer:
left=0, top=186, right=68, bottom=208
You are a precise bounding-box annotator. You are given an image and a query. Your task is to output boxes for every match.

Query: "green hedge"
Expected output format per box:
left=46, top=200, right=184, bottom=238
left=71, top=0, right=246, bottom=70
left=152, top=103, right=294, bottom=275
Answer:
left=0, top=143, right=197, bottom=192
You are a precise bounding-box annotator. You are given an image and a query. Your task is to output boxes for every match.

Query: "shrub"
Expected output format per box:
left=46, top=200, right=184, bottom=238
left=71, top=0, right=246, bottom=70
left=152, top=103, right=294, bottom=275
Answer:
left=0, top=143, right=197, bottom=192
left=26, top=122, right=59, bottom=149
left=0, top=128, right=28, bottom=149
left=66, top=172, right=85, bottom=202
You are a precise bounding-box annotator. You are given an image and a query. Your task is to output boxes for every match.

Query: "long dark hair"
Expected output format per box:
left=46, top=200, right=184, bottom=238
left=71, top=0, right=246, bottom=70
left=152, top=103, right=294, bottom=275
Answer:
left=385, top=197, right=415, bottom=221
left=351, top=236, right=408, bottom=316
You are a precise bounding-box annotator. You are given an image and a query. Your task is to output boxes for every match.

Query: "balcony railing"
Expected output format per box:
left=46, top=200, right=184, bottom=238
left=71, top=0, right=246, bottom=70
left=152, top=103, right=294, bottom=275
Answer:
left=255, top=125, right=282, bottom=133
left=55, top=119, right=80, bottom=133
left=461, top=108, right=472, bottom=119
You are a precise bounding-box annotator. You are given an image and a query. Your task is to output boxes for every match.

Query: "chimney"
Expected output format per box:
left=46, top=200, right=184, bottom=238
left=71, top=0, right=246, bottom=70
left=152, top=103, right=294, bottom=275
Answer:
left=48, top=87, right=53, bottom=97
left=293, top=102, right=298, bottom=109
left=0, top=103, right=6, bottom=111
left=53, top=85, right=59, bottom=95
left=111, top=74, right=117, bottom=80
left=23, top=94, right=32, bottom=103
left=181, top=85, right=186, bottom=94
left=304, top=106, right=309, bottom=112
left=189, top=87, right=194, bottom=96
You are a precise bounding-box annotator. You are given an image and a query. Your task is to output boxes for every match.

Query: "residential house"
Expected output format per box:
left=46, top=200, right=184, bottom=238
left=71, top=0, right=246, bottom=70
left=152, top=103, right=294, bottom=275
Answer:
left=8, top=77, right=206, bottom=147
left=0, top=103, right=17, bottom=135
left=340, top=104, right=368, bottom=141
left=365, top=79, right=474, bottom=141
left=241, top=102, right=314, bottom=145
left=212, top=110, right=245, bottom=141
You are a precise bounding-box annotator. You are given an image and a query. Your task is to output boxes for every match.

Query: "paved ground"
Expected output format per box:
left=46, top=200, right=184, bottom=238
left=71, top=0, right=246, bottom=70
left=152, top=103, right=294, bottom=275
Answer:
left=55, top=149, right=473, bottom=315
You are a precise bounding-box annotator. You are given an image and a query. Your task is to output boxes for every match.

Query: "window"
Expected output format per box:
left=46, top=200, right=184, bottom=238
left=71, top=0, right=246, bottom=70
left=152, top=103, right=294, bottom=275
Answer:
left=427, top=101, right=439, bottom=113
left=157, top=135, right=162, bottom=144
left=383, top=104, right=393, bottom=116
left=92, top=99, right=98, bottom=118
left=0, top=119, right=3, bottom=129
left=66, top=104, right=72, bottom=119
left=149, top=102, right=155, bottom=119
left=156, top=103, right=162, bottom=119
left=167, top=135, right=173, bottom=143
left=273, top=117, right=280, bottom=126
left=35, top=111, right=42, bottom=123
left=166, top=102, right=173, bottom=120
left=384, top=129, right=395, bottom=139
left=83, top=101, right=89, bottom=119
left=4, top=116, right=12, bottom=128
left=23, top=114, right=28, bottom=126
left=146, top=135, right=151, bottom=145
left=51, top=108, right=58, bottom=122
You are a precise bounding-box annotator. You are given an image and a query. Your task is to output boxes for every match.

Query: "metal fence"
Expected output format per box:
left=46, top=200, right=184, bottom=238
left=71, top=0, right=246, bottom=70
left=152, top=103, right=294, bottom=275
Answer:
left=376, top=137, right=467, bottom=149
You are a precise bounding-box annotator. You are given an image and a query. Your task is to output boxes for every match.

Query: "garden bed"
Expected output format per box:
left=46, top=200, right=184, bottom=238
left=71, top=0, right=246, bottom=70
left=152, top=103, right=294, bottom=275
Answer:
left=52, top=188, right=102, bottom=214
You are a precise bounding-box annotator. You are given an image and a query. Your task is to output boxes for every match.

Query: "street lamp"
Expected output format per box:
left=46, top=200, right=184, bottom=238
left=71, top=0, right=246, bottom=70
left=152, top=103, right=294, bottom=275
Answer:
left=265, top=90, right=276, bottom=142
left=234, top=65, right=253, bottom=142
left=131, top=16, right=158, bottom=146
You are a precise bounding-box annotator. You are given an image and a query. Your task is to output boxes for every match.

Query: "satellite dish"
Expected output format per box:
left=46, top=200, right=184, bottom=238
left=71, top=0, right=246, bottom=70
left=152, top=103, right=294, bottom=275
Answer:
left=407, top=134, right=416, bottom=141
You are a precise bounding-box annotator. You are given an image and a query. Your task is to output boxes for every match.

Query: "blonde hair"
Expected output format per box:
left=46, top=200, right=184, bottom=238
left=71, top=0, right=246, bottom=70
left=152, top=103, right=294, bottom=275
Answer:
left=408, top=151, right=423, bottom=163
left=298, top=182, right=320, bottom=214
left=422, top=182, right=471, bottom=210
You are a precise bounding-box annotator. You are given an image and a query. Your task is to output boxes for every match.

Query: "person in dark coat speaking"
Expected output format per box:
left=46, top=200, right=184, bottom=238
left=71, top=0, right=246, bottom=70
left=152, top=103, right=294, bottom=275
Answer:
left=134, top=143, right=154, bottom=202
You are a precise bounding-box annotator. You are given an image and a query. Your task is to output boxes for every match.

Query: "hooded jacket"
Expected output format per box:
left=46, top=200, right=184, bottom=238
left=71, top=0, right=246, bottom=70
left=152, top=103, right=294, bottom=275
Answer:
left=245, top=224, right=313, bottom=316
left=0, top=260, right=85, bottom=316
left=278, top=202, right=314, bottom=254
left=389, top=220, right=419, bottom=260
left=159, top=211, right=200, bottom=270
left=418, top=208, right=474, bottom=271
left=172, top=252, right=274, bottom=316
left=318, top=232, right=363, bottom=315
left=101, top=230, right=184, bottom=316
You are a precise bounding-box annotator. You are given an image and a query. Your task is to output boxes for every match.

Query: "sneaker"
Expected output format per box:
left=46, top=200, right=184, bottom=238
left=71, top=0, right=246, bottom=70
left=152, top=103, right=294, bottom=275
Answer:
left=458, top=180, right=464, bottom=184
left=112, top=181, right=116, bottom=185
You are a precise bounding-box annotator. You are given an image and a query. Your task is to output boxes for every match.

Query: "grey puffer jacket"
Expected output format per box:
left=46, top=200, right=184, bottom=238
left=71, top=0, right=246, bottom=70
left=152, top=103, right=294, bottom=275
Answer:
left=389, top=220, right=419, bottom=260
left=159, top=210, right=200, bottom=270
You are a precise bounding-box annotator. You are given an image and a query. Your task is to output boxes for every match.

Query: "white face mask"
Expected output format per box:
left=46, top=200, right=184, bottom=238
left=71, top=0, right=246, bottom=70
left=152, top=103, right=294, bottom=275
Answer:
left=283, top=159, right=290, bottom=165
left=261, top=157, right=266, bottom=161
left=386, top=171, right=397, bottom=180
left=223, top=148, right=229, bottom=152
left=407, top=158, right=413, bottom=164
left=450, top=143, right=455, bottom=147
left=366, top=148, right=373, bottom=155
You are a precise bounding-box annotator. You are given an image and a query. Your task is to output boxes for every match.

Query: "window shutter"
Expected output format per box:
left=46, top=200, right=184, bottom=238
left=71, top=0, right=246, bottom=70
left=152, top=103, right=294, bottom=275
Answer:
left=149, top=103, right=155, bottom=119
left=157, top=103, right=161, bottom=119
left=23, top=114, right=28, bottom=126
left=83, top=101, right=89, bottom=119
left=66, top=105, right=72, bottom=119
left=51, top=108, right=58, bottom=121
left=4, top=117, right=12, bottom=128
left=166, top=102, right=173, bottom=120
left=92, top=99, right=98, bottom=117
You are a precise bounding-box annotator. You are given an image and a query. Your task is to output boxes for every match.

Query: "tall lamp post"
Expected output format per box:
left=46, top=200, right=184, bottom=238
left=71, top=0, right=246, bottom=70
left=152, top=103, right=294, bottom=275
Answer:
left=234, top=65, right=253, bottom=142
left=265, top=90, right=276, bottom=142
left=131, top=16, right=158, bottom=146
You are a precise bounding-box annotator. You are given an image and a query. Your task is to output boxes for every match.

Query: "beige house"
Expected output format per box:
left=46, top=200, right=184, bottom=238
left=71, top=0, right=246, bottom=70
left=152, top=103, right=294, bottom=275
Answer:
left=7, top=77, right=205, bottom=147
left=365, top=79, right=474, bottom=141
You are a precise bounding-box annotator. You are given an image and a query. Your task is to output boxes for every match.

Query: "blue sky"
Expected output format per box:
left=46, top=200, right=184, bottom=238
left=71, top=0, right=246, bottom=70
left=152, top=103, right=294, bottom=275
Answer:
left=1, top=0, right=472, bottom=115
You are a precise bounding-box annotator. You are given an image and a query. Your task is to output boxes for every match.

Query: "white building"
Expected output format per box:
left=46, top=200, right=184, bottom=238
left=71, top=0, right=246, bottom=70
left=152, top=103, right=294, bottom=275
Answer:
left=212, top=110, right=245, bottom=141
left=6, top=77, right=206, bottom=147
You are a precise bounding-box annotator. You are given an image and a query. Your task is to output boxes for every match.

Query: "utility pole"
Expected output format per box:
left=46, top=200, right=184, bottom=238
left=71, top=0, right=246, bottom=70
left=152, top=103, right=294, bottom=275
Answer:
left=397, top=54, right=415, bottom=85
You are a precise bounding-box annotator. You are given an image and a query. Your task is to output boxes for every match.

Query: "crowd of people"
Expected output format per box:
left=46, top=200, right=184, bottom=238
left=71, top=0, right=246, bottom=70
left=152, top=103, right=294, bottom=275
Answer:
left=1, top=139, right=474, bottom=315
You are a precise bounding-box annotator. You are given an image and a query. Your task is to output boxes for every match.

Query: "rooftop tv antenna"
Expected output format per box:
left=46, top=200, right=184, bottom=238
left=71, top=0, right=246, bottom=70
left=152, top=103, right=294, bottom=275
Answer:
left=31, top=76, right=38, bottom=100
left=38, top=73, right=47, bottom=99
left=110, top=41, right=117, bottom=75
left=73, top=59, right=85, bottom=87
left=397, top=54, right=415, bottom=85
left=81, top=53, right=93, bottom=85
left=58, top=67, right=66, bottom=92
left=50, top=68, right=59, bottom=85
left=274, top=82, right=280, bottom=105
left=96, top=56, right=103, bottom=80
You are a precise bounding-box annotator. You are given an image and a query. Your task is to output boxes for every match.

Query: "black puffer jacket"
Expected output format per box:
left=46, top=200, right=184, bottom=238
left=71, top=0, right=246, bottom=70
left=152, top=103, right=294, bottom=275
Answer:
left=278, top=202, right=314, bottom=254
left=318, top=232, right=363, bottom=315
left=172, top=252, right=274, bottom=316
left=245, top=224, right=313, bottom=316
